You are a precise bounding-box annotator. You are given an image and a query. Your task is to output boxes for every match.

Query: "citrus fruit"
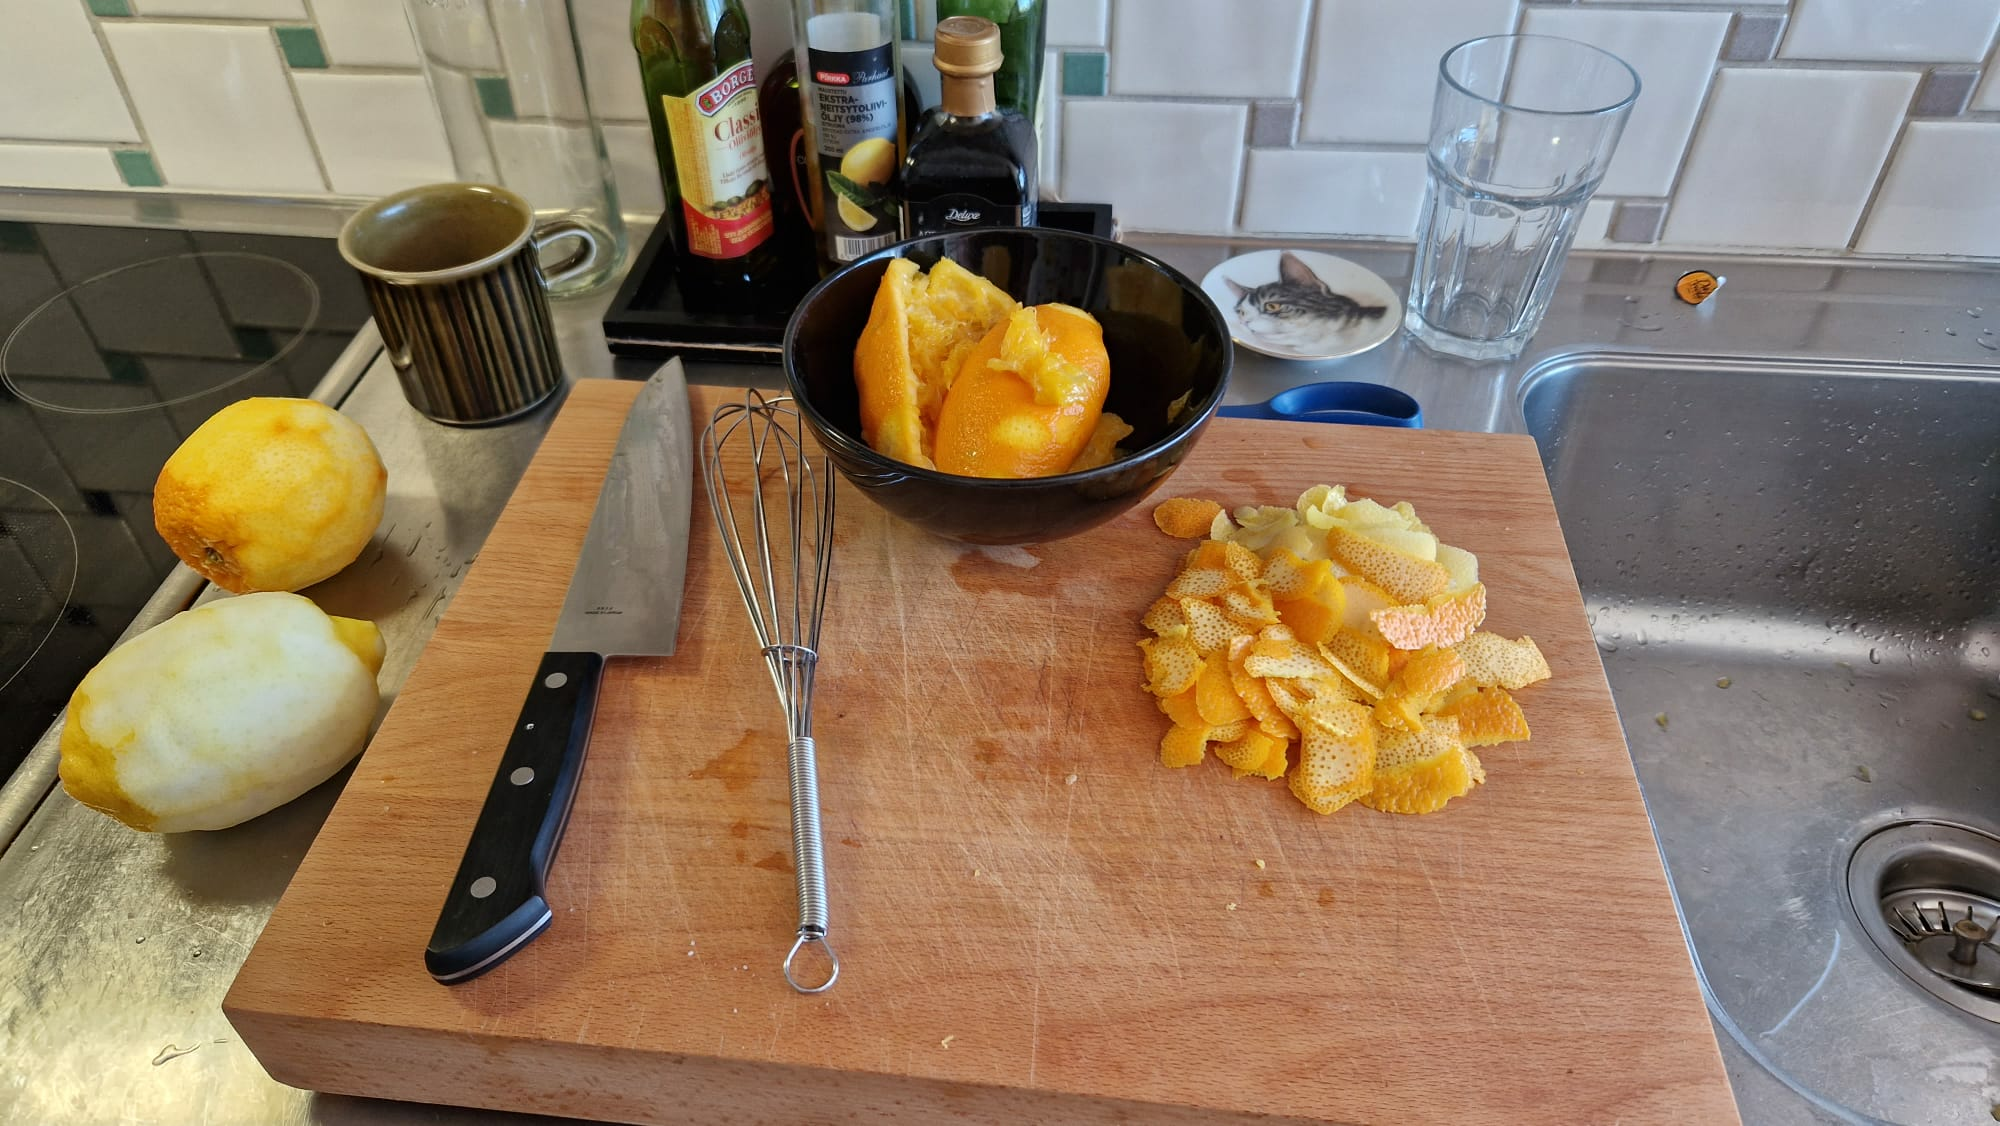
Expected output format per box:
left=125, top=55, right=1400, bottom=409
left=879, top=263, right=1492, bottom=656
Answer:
left=58, top=592, right=385, bottom=833
left=154, top=398, right=385, bottom=593
left=852, top=258, right=1018, bottom=469
left=837, top=195, right=878, bottom=232
left=839, top=137, right=897, bottom=189
left=932, top=303, right=1111, bottom=478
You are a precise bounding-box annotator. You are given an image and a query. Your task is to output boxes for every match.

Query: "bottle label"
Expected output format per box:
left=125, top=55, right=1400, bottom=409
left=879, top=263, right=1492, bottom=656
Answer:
left=910, top=193, right=1032, bottom=237
left=806, top=38, right=899, bottom=263
left=660, top=59, right=775, bottom=260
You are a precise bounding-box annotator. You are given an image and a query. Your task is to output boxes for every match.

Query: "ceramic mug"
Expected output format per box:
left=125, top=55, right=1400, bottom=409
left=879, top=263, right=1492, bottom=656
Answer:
left=338, top=182, right=602, bottom=425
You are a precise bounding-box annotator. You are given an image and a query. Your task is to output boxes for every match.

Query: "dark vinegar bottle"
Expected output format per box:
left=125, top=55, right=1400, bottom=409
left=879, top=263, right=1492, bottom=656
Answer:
left=901, top=16, right=1037, bottom=236
left=632, top=0, right=792, bottom=308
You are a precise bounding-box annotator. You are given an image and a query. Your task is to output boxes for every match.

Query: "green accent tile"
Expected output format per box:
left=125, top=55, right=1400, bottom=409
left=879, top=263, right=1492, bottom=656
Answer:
left=86, top=0, right=132, bottom=16
left=276, top=26, right=327, bottom=69
left=113, top=149, right=162, bottom=188
left=102, top=352, right=146, bottom=385
left=475, top=75, right=516, bottom=119
left=137, top=197, right=179, bottom=225
left=898, top=0, right=916, bottom=38
left=1061, top=51, right=1106, bottom=97
left=0, top=222, right=39, bottom=254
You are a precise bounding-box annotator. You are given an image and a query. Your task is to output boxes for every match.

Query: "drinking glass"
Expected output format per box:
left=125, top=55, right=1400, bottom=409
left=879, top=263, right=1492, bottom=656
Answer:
left=1404, top=35, right=1638, bottom=361
left=403, top=0, right=628, bottom=296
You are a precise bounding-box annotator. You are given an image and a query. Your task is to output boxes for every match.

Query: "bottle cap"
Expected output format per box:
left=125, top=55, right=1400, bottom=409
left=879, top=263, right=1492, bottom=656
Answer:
left=933, top=16, right=1003, bottom=79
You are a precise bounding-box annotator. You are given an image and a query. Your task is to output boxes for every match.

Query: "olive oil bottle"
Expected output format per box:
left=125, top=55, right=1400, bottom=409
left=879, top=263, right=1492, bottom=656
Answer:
left=901, top=16, right=1036, bottom=236
left=631, top=0, right=790, bottom=306
left=792, top=0, right=904, bottom=268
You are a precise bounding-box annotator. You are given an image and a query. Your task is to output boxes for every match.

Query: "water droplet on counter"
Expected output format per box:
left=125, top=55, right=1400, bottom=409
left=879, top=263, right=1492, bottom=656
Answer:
left=1944, top=326, right=1958, bottom=336
left=1869, top=647, right=1882, bottom=664
left=152, top=1043, right=200, bottom=1066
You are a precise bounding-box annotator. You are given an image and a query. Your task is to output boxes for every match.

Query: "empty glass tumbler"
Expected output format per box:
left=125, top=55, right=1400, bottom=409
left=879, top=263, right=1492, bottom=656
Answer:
left=404, top=0, right=628, bottom=296
left=1405, top=35, right=1638, bottom=361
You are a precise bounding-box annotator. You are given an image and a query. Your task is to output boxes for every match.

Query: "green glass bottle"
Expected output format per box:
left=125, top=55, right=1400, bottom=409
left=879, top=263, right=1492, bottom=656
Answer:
left=631, top=0, right=790, bottom=306
left=934, top=0, right=1043, bottom=120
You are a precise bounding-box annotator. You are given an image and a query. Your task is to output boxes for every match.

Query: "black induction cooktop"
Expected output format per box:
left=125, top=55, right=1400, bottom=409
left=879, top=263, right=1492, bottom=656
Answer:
left=0, top=221, right=371, bottom=782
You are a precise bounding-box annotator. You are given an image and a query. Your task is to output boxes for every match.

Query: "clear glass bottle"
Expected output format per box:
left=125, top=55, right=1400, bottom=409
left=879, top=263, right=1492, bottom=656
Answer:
left=631, top=0, right=791, bottom=307
left=792, top=0, right=904, bottom=268
left=902, top=16, right=1036, bottom=236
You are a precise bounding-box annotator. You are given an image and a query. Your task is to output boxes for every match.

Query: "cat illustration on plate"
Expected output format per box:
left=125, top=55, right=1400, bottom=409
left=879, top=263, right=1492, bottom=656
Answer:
left=1224, top=251, right=1387, bottom=355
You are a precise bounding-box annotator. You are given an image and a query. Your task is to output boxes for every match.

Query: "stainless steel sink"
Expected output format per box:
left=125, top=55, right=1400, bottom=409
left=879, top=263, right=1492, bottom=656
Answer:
left=1522, top=352, right=2000, bottom=1125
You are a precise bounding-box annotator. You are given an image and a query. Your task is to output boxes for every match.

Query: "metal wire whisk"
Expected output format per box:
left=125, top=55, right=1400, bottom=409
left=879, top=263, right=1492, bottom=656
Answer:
left=700, top=389, right=839, bottom=994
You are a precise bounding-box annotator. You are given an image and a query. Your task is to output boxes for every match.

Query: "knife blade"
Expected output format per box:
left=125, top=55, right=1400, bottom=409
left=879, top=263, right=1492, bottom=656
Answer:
left=424, top=363, right=693, bottom=984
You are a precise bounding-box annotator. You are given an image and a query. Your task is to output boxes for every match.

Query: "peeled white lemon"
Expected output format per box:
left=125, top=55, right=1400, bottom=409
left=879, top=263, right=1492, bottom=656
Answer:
left=58, top=592, right=385, bottom=833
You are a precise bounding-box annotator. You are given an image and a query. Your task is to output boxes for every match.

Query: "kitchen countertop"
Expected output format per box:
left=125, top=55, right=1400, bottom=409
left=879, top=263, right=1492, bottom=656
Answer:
left=0, top=189, right=1994, bottom=1126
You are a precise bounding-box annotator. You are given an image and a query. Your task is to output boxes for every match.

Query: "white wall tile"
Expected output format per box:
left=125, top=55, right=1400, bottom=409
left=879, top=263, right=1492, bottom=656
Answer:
left=1110, top=0, right=1309, bottom=99
left=490, top=1, right=588, bottom=120
left=1857, top=122, right=2000, bottom=257
left=1061, top=100, right=1244, bottom=233
left=1238, top=148, right=1427, bottom=238
left=1300, top=0, right=1519, bottom=144
left=1047, top=0, right=1107, bottom=47
left=310, top=0, right=420, bottom=68
left=130, top=0, right=306, bottom=16
left=572, top=0, right=648, bottom=122
left=601, top=122, right=664, bottom=216
left=744, top=0, right=793, bottom=88
left=1664, top=68, right=1915, bottom=250
left=293, top=73, right=454, bottom=197
left=903, top=40, right=942, bottom=110
left=1977, top=68, right=2000, bottom=112
left=0, top=0, right=140, bottom=143
left=1521, top=8, right=1729, bottom=198
left=487, top=119, right=602, bottom=214
left=102, top=23, right=324, bottom=193
left=406, top=0, right=502, bottom=72
left=429, top=67, right=498, bottom=182
left=1038, top=51, right=1059, bottom=197
left=1570, top=199, right=1617, bottom=248
left=0, top=144, right=122, bottom=190
left=1782, top=0, right=2000, bottom=64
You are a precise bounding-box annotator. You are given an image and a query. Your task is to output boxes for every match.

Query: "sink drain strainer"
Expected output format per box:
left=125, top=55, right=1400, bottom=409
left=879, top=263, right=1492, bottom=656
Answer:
left=1848, top=822, right=2000, bottom=1022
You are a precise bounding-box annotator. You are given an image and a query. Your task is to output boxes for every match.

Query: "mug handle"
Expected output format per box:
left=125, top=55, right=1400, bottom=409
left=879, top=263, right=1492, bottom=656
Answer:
left=531, top=220, right=602, bottom=288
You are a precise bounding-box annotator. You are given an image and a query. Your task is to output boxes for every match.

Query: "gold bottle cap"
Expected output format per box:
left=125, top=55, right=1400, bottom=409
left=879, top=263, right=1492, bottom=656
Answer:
left=933, top=16, right=1003, bottom=79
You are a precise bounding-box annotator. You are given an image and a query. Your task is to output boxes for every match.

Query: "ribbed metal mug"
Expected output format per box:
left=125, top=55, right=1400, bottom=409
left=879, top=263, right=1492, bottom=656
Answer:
left=338, top=183, right=602, bottom=426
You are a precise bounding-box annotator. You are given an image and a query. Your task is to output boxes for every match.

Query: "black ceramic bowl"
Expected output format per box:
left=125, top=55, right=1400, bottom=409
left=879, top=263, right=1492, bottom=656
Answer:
left=783, top=228, right=1232, bottom=545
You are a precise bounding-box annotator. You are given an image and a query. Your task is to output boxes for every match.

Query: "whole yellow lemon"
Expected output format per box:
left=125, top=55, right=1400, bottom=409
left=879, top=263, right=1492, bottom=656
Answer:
left=154, top=398, right=385, bottom=593
left=58, top=592, right=386, bottom=833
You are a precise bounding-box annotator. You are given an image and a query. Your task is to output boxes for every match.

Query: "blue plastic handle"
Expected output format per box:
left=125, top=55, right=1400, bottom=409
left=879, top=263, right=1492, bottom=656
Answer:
left=1217, top=381, right=1423, bottom=428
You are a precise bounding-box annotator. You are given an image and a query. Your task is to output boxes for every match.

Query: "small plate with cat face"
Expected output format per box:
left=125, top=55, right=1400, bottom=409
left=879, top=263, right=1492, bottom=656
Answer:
left=1200, top=249, right=1403, bottom=362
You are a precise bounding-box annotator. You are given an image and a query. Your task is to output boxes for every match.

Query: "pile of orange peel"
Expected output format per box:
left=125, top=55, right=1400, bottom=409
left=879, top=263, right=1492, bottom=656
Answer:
left=1139, top=487, right=1552, bottom=816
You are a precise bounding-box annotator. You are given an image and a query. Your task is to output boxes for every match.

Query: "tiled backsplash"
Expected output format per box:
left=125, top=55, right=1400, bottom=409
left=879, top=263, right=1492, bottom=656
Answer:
left=3, top=0, right=1998, bottom=259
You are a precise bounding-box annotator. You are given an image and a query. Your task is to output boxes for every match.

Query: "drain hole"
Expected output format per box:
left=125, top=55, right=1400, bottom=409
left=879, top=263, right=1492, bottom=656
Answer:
left=1848, top=822, right=2000, bottom=1022
left=1882, top=890, right=2000, bottom=993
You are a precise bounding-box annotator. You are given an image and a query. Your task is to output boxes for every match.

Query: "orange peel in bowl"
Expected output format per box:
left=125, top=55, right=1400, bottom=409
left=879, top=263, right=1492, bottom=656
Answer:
left=933, top=304, right=1111, bottom=478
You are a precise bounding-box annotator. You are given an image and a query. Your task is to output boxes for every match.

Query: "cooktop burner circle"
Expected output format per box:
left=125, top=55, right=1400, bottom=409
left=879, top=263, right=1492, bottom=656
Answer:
left=0, top=477, right=79, bottom=698
left=0, top=251, right=321, bottom=415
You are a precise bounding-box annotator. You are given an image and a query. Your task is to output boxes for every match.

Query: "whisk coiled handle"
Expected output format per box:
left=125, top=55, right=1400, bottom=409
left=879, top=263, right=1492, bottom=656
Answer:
left=782, top=733, right=838, bottom=993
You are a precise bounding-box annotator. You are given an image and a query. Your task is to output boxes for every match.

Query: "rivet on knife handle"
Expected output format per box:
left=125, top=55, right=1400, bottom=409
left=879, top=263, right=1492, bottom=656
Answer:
left=702, top=390, right=839, bottom=994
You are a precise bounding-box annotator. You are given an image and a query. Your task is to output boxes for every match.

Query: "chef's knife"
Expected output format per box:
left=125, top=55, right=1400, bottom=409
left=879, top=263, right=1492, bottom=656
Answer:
left=425, top=364, right=693, bottom=984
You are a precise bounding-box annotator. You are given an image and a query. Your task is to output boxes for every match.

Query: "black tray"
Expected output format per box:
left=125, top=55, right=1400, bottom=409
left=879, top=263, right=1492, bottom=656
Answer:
left=602, top=202, right=1116, bottom=364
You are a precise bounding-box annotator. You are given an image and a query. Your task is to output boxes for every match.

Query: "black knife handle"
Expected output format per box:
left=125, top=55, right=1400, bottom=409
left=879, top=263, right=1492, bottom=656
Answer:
left=424, top=651, right=603, bottom=984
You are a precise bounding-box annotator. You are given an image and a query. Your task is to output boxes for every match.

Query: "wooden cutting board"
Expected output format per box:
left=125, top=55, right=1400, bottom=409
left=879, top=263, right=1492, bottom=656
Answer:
left=226, top=379, right=1737, bottom=1125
